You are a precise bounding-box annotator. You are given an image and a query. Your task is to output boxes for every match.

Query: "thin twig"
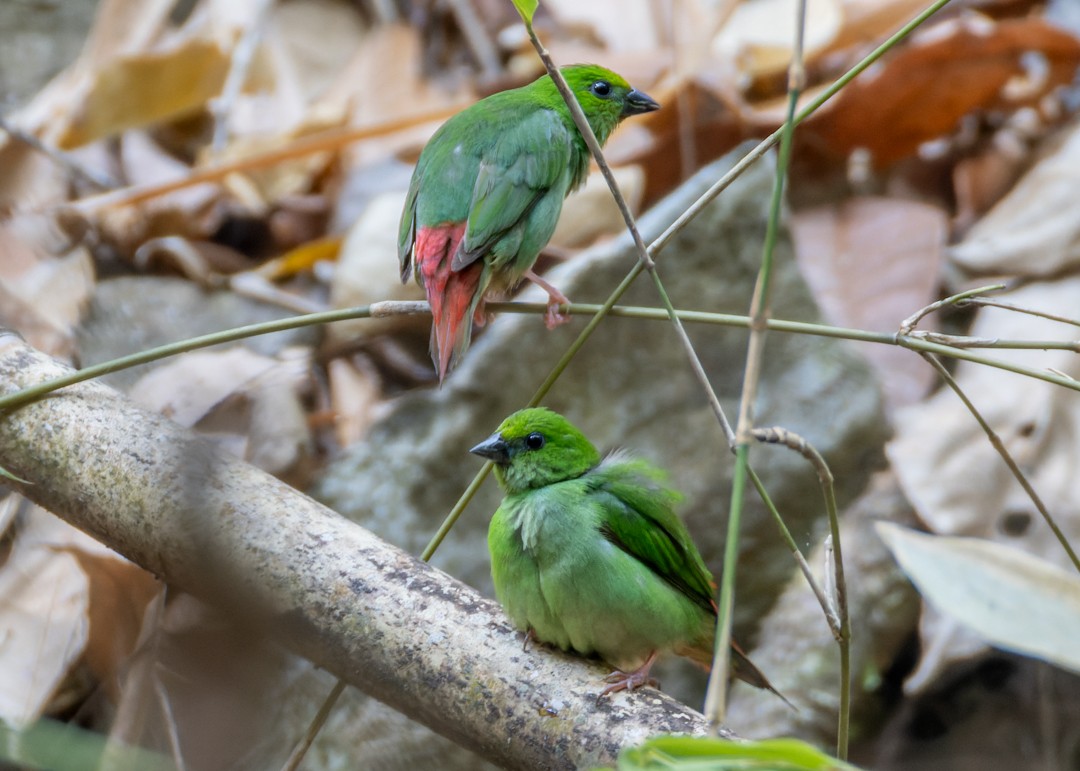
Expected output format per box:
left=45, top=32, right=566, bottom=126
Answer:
left=898, top=283, right=1006, bottom=335
left=648, top=0, right=954, bottom=257
left=958, top=297, right=1080, bottom=330
left=752, top=426, right=850, bottom=759
left=445, top=0, right=502, bottom=82
left=706, top=0, right=807, bottom=728
left=906, top=332, right=1080, bottom=351
left=921, top=353, right=1080, bottom=574
left=746, top=467, right=836, bottom=634
left=0, top=305, right=384, bottom=414
left=5, top=299, right=1080, bottom=418
left=523, top=21, right=735, bottom=500
left=281, top=679, right=347, bottom=771
left=0, top=115, right=119, bottom=190
left=210, top=0, right=276, bottom=154
left=67, top=109, right=460, bottom=213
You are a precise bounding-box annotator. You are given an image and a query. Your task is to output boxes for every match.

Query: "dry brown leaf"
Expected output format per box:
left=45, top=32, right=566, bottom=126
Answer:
left=0, top=539, right=88, bottom=726
left=87, top=129, right=226, bottom=255
left=0, top=218, right=95, bottom=358
left=328, top=357, right=385, bottom=448
left=7, top=0, right=175, bottom=141
left=207, top=114, right=346, bottom=206
left=38, top=0, right=275, bottom=150
left=76, top=0, right=177, bottom=67
left=832, top=0, right=936, bottom=52
left=129, top=347, right=279, bottom=427
left=792, top=196, right=946, bottom=409
left=807, top=16, right=1080, bottom=167
left=0, top=142, right=70, bottom=210
left=542, top=0, right=666, bottom=52
left=0, top=502, right=131, bottom=726
left=713, top=0, right=843, bottom=81
left=200, top=2, right=367, bottom=202
left=950, top=118, right=1080, bottom=276
left=60, top=549, right=160, bottom=703
left=57, top=37, right=231, bottom=149
left=335, top=24, right=473, bottom=167
left=129, top=347, right=313, bottom=475
left=260, top=235, right=343, bottom=280
left=134, top=236, right=253, bottom=281
left=260, top=0, right=369, bottom=114
left=951, top=138, right=1030, bottom=234
left=243, top=348, right=314, bottom=476
left=108, top=593, right=295, bottom=770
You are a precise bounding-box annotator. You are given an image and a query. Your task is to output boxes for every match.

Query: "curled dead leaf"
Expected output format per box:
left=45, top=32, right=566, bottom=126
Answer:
left=807, top=17, right=1080, bottom=167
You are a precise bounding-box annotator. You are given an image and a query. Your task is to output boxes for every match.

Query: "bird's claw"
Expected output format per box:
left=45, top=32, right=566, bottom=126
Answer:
left=473, top=298, right=493, bottom=327
left=543, top=301, right=570, bottom=330
left=598, top=669, right=660, bottom=698
left=523, top=269, right=571, bottom=329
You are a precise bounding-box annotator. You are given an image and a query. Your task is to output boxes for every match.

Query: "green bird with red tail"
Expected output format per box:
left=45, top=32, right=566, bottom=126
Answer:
left=398, top=65, right=659, bottom=381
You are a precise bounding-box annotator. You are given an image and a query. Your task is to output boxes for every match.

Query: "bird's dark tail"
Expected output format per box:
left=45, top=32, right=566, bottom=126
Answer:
left=730, top=638, right=797, bottom=710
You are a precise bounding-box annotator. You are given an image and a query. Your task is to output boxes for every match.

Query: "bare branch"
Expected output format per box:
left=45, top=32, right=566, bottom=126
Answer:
left=0, top=331, right=720, bottom=770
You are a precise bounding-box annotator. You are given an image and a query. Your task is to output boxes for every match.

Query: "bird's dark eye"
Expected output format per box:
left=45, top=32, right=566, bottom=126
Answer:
left=590, top=81, right=611, bottom=98
left=525, top=432, right=545, bottom=450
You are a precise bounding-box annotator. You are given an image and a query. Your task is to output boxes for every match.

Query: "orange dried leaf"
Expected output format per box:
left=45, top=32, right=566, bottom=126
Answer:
left=60, top=548, right=160, bottom=702
left=58, top=38, right=230, bottom=149
left=808, top=17, right=1080, bottom=167
left=260, top=235, right=343, bottom=280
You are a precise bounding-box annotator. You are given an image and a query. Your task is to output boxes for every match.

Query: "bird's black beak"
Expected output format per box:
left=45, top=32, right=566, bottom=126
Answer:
left=470, top=433, right=512, bottom=465
left=622, top=88, right=660, bottom=117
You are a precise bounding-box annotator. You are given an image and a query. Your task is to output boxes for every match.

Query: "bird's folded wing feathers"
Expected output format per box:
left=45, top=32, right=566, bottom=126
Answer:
left=453, top=110, right=575, bottom=271
left=592, top=463, right=717, bottom=615
left=397, top=181, right=420, bottom=281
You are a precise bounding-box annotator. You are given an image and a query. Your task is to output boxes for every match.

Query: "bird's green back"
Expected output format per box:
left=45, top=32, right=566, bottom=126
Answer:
left=397, top=65, right=641, bottom=279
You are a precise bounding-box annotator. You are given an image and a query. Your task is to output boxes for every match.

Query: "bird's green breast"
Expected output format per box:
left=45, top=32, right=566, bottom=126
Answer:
left=487, top=475, right=713, bottom=672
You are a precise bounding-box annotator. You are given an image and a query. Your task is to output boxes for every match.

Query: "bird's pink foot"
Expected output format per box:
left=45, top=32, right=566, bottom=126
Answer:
left=472, top=296, right=493, bottom=327
left=599, top=651, right=660, bottom=697
left=522, top=628, right=537, bottom=652
left=523, top=269, right=570, bottom=329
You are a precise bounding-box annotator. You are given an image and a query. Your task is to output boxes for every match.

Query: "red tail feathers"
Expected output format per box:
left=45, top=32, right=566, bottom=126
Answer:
left=415, top=223, right=482, bottom=380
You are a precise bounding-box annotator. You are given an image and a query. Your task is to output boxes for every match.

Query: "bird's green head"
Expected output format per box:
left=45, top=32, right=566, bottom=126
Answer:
left=536, top=64, right=660, bottom=146
left=470, top=407, right=601, bottom=493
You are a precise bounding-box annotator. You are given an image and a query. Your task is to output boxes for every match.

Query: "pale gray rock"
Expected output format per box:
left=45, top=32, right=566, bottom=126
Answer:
left=77, top=276, right=318, bottom=391
left=317, top=144, right=888, bottom=645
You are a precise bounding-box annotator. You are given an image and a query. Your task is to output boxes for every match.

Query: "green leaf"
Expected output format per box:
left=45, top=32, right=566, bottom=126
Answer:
left=608, top=736, right=862, bottom=770
left=0, top=718, right=176, bottom=771
left=511, top=0, right=538, bottom=24
left=0, top=464, right=29, bottom=485
left=876, top=522, right=1080, bottom=674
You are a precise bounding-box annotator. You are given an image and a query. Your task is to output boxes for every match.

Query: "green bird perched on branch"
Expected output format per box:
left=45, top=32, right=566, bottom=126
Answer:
left=471, top=408, right=786, bottom=700
left=398, top=64, right=659, bottom=382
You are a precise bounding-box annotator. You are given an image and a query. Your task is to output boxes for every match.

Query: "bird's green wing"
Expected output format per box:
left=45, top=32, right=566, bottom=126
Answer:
left=591, top=459, right=717, bottom=614
left=397, top=175, right=420, bottom=282
left=452, top=108, right=577, bottom=271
